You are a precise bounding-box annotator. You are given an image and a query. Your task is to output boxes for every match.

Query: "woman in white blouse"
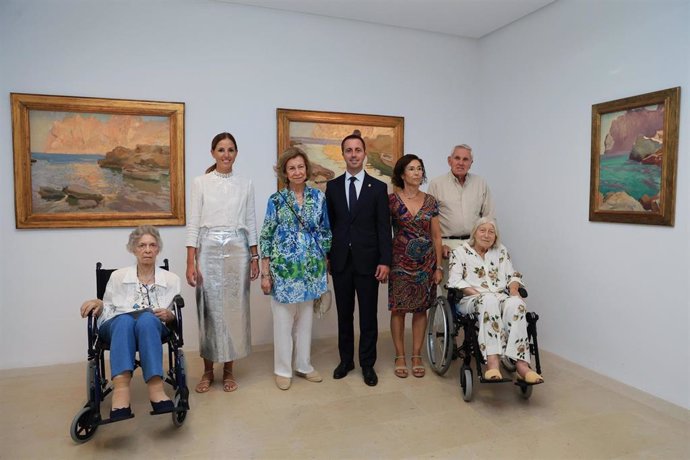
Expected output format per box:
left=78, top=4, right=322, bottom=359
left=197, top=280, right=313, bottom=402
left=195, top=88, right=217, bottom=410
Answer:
left=447, top=217, right=543, bottom=384
left=186, top=132, right=260, bottom=393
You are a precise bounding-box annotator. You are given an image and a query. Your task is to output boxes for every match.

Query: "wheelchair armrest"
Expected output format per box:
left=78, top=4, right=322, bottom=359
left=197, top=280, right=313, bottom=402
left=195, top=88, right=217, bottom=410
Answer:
left=171, top=295, right=185, bottom=347
left=446, top=287, right=464, bottom=307
left=87, top=312, right=98, bottom=359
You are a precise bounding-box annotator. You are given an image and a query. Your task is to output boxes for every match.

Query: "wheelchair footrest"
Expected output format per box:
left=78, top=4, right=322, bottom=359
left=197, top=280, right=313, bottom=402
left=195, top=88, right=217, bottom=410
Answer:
left=478, top=376, right=513, bottom=384
left=100, top=413, right=135, bottom=425
left=150, top=406, right=186, bottom=416
left=514, top=379, right=544, bottom=387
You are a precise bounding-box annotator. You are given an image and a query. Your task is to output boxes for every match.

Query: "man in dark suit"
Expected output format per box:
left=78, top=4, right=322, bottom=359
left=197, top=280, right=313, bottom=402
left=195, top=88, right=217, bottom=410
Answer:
left=326, top=132, right=392, bottom=386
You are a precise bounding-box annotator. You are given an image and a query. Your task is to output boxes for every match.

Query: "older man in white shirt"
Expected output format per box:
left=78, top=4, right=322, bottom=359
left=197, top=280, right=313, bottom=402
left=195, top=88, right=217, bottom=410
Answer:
left=427, top=144, right=494, bottom=290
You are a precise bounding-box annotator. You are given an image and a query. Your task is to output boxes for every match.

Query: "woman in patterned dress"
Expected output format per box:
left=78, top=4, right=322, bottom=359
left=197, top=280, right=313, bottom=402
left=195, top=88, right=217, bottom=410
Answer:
left=259, top=147, right=332, bottom=390
left=388, top=154, right=443, bottom=378
left=185, top=132, right=260, bottom=393
left=447, top=217, right=543, bottom=383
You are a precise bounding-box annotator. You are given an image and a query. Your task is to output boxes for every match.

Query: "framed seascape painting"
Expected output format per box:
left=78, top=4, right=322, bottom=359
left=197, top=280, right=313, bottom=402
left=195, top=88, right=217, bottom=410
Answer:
left=589, top=87, right=680, bottom=226
left=276, top=108, right=404, bottom=191
left=11, top=93, right=185, bottom=228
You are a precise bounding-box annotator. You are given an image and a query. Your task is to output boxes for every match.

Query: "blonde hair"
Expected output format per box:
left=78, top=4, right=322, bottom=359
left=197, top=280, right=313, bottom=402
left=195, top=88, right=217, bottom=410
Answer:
left=277, top=147, right=311, bottom=185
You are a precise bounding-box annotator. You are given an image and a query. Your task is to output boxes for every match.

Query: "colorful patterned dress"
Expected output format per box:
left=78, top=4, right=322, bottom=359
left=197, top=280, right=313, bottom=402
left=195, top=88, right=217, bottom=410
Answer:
left=388, top=193, right=439, bottom=313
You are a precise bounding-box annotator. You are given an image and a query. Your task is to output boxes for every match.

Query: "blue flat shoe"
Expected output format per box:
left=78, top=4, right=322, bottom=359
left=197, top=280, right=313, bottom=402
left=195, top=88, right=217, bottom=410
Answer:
left=150, top=399, right=175, bottom=415
left=108, top=406, right=134, bottom=422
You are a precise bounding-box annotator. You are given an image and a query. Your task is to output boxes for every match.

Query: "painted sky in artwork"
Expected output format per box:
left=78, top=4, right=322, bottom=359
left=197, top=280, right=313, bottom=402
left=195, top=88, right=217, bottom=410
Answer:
left=29, top=111, right=169, bottom=154
left=290, top=121, right=394, bottom=141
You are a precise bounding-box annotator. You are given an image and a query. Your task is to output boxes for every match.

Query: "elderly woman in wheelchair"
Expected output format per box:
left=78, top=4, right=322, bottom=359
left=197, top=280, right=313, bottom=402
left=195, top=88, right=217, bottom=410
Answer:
left=447, top=217, right=543, bottom=385
left=79, top=226, right=182, bottom=424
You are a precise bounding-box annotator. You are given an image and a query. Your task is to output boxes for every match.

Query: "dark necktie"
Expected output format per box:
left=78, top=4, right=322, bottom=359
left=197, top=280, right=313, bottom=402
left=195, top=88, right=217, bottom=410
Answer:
left=348, top=176, right=358, bottom=213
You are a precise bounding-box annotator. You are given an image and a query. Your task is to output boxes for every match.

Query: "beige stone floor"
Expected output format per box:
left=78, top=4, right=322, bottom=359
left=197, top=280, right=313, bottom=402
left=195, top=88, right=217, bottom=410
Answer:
left=1, top=334, right=688, bottom=459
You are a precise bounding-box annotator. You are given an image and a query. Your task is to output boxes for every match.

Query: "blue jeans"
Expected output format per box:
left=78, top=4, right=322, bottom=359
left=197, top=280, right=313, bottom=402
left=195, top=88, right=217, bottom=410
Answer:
left=98, top=311, right=168, bottom=382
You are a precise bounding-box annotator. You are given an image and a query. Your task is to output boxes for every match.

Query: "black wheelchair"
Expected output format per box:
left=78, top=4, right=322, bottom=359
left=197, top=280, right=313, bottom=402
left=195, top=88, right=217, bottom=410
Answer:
left=70, top=259, right=190, bottom=443
left=426, top=287, right=542, bottom=401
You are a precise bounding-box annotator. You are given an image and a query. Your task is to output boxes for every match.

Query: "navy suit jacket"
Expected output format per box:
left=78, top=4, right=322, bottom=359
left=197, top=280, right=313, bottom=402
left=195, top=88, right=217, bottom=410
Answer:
left=326, top=173, right=392, bottom=275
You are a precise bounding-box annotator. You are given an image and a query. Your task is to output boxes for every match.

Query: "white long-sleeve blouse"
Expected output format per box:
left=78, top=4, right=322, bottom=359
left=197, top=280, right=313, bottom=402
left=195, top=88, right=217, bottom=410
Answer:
left=185, top=171, right=258, bottom=248
left=448, top=242, right=524, bottom=293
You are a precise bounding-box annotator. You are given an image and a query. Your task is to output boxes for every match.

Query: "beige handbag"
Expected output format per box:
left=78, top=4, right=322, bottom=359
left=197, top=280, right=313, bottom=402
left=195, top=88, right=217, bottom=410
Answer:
left=313, top=289, right=332, bottom=318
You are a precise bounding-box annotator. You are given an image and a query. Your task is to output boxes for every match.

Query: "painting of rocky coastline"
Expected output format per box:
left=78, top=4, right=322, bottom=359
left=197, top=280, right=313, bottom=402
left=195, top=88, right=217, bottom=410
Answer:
left=11, top=93, right=185, bottom=228
left=590, top=87, right=679, bottom=226
left=277, top=109, right=404, bottom=191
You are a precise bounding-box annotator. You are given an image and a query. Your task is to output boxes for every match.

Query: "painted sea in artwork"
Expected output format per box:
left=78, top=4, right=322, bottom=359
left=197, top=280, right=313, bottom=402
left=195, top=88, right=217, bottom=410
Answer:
left=28, top=111, right=171, bottom=214
left=31, top=152, right=170, bottom=213
left=599, top=153, right=660, bottom=200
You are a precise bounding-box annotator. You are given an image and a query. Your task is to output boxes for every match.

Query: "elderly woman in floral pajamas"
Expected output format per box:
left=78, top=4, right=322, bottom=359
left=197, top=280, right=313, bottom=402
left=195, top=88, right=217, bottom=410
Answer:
left=447, top=217, right=543, bottom=383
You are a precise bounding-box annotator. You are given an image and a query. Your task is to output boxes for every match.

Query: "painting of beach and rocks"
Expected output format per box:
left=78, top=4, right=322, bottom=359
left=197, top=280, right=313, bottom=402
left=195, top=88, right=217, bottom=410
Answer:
left=590, top=88, right=679, bottom=226
left=30, top=111, right=172, bottom=213
left=12, top=93, right=185, bottom=228
left=277, top=109, right=404, bottom=191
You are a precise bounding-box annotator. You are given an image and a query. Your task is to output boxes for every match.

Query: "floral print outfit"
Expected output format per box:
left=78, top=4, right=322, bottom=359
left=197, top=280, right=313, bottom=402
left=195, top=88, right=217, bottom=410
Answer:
left=447, top=242, right=529, bottom=362
left=259, top=187, right=331, bottom=304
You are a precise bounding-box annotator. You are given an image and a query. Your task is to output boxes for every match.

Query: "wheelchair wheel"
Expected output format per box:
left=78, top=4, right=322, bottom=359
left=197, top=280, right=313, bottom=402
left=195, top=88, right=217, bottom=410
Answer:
left=426, top=296, right=454, bottom=375
left=517, top=383, right=533, bottom=400
left=460, top=366, right=473, bottom=402
left=70, top=407, right=99, bottom=443
left=172, top=393, right=187, bottom=427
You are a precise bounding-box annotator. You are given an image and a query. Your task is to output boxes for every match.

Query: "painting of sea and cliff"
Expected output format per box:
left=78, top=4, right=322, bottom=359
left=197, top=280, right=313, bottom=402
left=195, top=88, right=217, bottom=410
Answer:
left=589, top=87, right=680, bottom=226
left=277, top=108, right=404, bottom=190
left=11, top=93, right=185, bottom=228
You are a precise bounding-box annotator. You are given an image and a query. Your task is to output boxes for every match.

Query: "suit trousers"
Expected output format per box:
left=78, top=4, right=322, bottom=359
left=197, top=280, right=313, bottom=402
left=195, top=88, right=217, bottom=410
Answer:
left=331, top=252, right=379, bottom=368
left=270, top=299, right=315, bottom=378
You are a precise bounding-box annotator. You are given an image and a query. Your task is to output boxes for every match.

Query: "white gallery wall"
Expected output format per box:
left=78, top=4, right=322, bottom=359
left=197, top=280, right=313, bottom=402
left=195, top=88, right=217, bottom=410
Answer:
left=0, top=1, right=479, bottom=367
left=477, top=0, right=689, bottom=408
left=1, top=0, right=688, bottom=409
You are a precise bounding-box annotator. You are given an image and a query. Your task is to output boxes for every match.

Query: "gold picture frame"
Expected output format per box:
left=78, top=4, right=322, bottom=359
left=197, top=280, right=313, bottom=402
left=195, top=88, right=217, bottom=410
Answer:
left=11, top=93, right=185, bottom=228
left=276, top=108, right=404, bottom=190
left=589, top=87, right=680, bottom=226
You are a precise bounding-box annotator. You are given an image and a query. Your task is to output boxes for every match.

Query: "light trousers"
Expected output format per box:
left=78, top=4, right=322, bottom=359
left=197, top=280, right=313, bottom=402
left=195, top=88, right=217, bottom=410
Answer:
left=271, top=299, right=315, bottom=378
left=458, top=293, right=530, bottom=363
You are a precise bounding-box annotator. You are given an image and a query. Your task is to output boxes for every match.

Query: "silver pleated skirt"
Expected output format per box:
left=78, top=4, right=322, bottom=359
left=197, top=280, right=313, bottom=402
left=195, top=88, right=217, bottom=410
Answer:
left=196, top=227, right=251, bottom=362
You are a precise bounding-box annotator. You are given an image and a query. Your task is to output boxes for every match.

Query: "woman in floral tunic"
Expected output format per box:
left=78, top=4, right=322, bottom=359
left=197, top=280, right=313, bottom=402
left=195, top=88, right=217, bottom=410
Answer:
left=388, top=154, right=443, bottom=378
left=259, top=147, right=331, bottom=390
left=447, top=217, right=543, bottom=383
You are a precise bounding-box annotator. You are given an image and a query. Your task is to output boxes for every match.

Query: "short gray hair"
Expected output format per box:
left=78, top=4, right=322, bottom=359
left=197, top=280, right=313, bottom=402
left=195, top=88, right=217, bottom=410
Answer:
left=451, top=144, right=473, bottom=159
left=468, top=217, right=500, bottom=249
left=126, top=225, right=163, bottom=253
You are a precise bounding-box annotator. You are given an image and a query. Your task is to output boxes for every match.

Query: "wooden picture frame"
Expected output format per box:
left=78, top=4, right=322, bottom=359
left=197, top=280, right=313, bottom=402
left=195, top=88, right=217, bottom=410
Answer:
left=11, top=93, right=185, bottom=228
left=589, top=87, right=680, bottom=226
left=276, top=108, right=404, bottom=190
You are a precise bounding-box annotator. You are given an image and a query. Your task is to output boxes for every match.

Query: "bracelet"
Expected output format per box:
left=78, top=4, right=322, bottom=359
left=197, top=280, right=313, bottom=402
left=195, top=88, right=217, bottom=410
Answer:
left=261, top=274, right=271, bottom=279
left=436, top=266, right=444, bottom=272
left=250, top=254, right=259, bottom=260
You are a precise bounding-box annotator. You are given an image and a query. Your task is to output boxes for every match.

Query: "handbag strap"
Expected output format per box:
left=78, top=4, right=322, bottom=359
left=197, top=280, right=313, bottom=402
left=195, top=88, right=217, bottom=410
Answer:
left=278, top=190, right=326, bottom=257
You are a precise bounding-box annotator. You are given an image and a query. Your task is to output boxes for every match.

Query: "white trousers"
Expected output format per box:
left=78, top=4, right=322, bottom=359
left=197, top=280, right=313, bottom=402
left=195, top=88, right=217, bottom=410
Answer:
left=271, top=299, right=315, bottom=378
left=458, top=293, right=530, bottom=363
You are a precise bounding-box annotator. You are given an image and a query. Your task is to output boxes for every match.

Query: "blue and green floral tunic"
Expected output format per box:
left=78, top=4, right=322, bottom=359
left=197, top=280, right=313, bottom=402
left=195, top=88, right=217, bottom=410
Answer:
left=259, top=187, right=332, bottom=304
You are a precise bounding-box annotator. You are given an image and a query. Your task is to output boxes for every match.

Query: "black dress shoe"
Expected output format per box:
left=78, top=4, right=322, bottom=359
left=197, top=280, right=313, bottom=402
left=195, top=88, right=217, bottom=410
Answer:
left=362, top=367, right=378, bottom=386
left=150, top=399, right=175, bottom=415
left=333, top=362, right=355, bottom=379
